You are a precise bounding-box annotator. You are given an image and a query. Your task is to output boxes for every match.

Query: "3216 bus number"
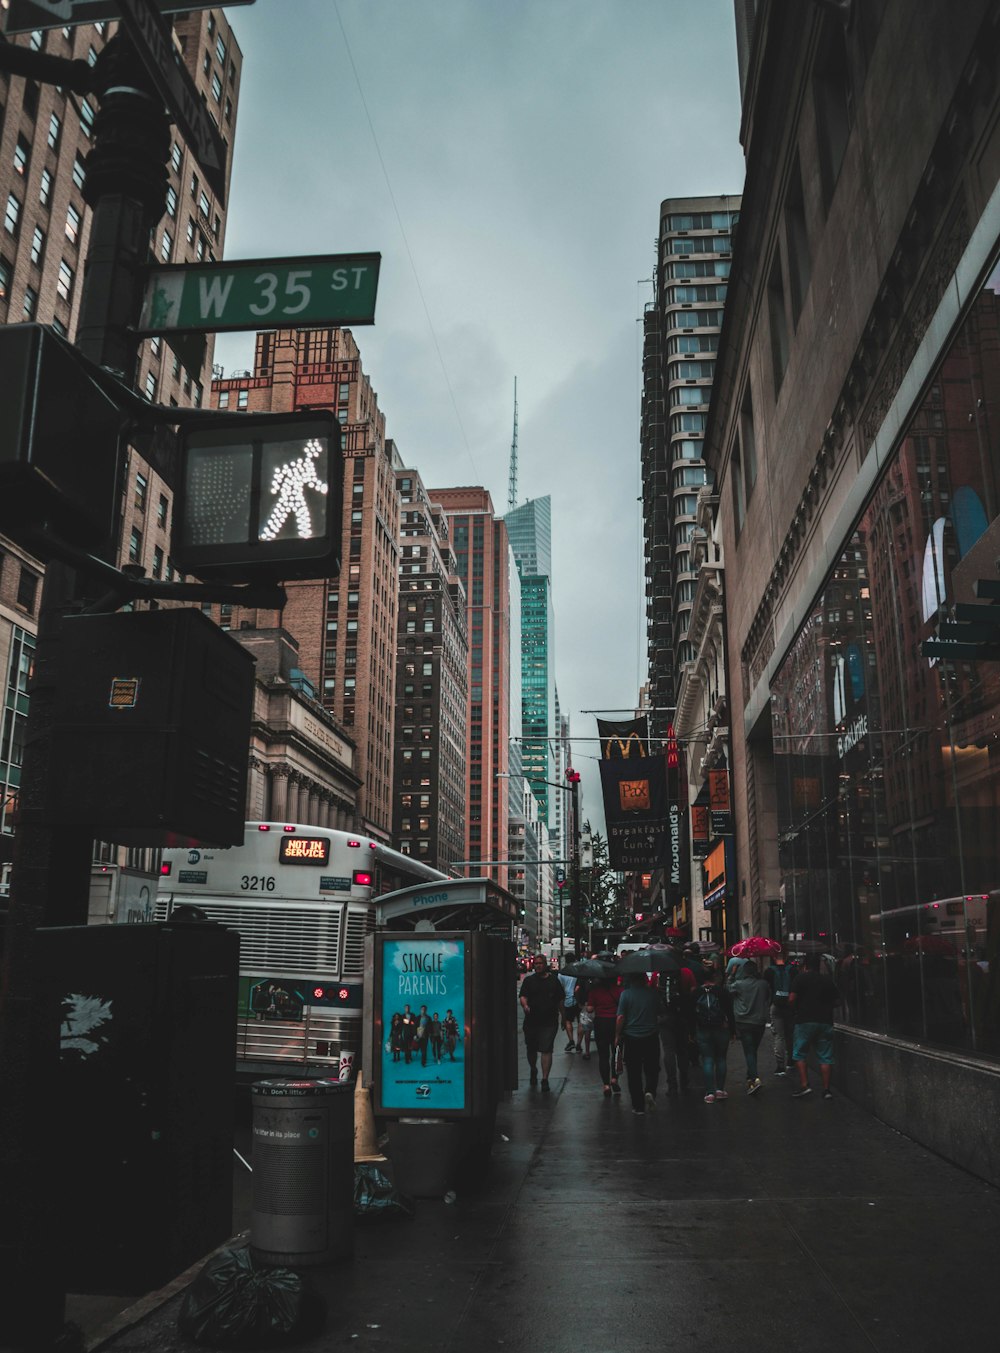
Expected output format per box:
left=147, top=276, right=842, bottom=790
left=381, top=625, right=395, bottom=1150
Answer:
left=241, top=875, right=276, bottom=891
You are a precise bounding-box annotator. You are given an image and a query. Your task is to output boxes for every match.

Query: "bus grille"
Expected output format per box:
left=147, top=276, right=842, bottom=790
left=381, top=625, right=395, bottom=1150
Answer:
left=342, top=907, right=370, bottom=976
left=154, top=899, right=343, bottom=977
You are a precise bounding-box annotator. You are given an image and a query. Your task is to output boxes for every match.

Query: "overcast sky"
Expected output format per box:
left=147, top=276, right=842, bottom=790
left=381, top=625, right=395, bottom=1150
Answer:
left=214, top=0, right=746, bottom=834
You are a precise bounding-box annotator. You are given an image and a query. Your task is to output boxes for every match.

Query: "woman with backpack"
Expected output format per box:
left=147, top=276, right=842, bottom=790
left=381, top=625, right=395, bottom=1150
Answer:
left=695, top=962, right=730, bottom=1103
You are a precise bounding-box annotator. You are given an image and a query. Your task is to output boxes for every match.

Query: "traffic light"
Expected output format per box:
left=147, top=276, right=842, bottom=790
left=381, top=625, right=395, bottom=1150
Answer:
left=172, top=411, right=343, bottom=583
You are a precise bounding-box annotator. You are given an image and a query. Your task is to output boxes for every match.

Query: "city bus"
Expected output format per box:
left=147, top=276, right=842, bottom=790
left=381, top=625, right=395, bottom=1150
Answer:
left=155, top=821, right=447, bottom=1080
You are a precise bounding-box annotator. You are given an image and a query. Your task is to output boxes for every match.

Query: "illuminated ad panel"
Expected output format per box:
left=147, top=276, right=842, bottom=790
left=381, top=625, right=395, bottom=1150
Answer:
left=379, top=938, right=467, bottom=1113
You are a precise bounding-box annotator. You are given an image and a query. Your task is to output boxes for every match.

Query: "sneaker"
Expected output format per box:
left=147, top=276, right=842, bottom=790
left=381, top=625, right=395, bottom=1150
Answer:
left=565, top=1042, right=576, bottom=1052
left=714, top=1089, right=729, bottom=1100
left=792, top=1085, right=812, bottom=1098
left=704, top=1093, right=716, bottom=1103
left=822, top=1089, right=833, bottom=1100
left=541, top=1079, right=550, bottom=1092
left=748, top=1078, right=762, bottom=1096
left=774, top=1068, right=787, bottom=1077
left=603, top=1085, right=612, bottom=1098
left=631, top=1108, right=645, bottom=1115
left=644, top=1091, right=656, bottom=1110
left=611, top=1081, right=621, bottom=1096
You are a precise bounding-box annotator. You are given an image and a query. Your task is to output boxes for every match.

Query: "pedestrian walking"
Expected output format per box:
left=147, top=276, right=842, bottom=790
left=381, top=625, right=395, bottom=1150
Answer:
left=519, top=954, right=565, bottom=1091
left=656, top=957, right=695, bottom=1095
left=694, top=962, right=730, bottom=1103
left=789, top=952, right=841, bottom=1099
left=726, top=958, right=770, bottom=1094
left=614, top=972, right=661, bottom=1114
left=558, top=957, right=581, bottom=1052
left=587, top=974, right=622, bottom=1097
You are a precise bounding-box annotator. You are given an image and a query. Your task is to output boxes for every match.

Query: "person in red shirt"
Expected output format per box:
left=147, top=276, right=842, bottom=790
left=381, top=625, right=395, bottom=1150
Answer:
left=586, top=974, right=623, bottom=1097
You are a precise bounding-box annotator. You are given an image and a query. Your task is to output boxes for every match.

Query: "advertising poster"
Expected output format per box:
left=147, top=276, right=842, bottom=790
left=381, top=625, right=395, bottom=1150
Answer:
left=380, top=938, right=466, bottom=1112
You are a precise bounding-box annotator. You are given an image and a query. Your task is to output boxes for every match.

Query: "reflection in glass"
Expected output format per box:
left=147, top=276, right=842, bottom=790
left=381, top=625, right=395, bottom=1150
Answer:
left=770, top=257, right=1000, bottom=1061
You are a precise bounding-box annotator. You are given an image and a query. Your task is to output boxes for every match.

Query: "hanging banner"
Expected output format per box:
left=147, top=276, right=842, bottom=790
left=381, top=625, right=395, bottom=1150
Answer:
left=599, top=753, right=669, bottom=869
left=691, top=802, right=709, bottom=859
left=709, top=768, right=732, bottom=836
left=597, top=716, right=649, bottom=759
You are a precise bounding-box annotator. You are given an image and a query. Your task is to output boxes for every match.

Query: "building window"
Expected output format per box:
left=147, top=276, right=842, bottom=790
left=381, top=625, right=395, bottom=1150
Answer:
left=216, top=34, right=227, bottom=64
left=22, top=286, right=37, bottom=319
left=13, top=136, right=30, bottom=177
left=79, top=99, right=96, bottom=138
left=17, top=567, right=38, bottom=613
left=65, top=203, right=81, bottom=245
left=72, top=153, right=87, bottom=190
left=144, top=371, right=156, bottom=400
left=38, top=169, right=52, bottom=208
left=165, top=184, right=177, bottom=217
left=135, top=472, right=148, bottom=511
left=814, top=15, right=853, bottom=210
left=56, top=260, right=74, bottom=301
left=152, top=545, right=163, bottom=579
left=160, top=229, right=172, bottom=261
left=237, top=390, right=248, bottom=410
left=157, top=495, right=168, bottom=529
left=129, top=527, right=142, bottom=563
left=47, top=112, right=61, bottom=149
left=211, top=72, right=223, bottom=103
left=5, top=193, right=21, bottom=237
left=218, top=390, right=230, bottom=408
left=30, top=226, right=45, bottom=266
left=171, top=142, right=182, bottom=172
left=767, top=256, right=789, bottom=394
left=0, top=255, right=11, bottom=300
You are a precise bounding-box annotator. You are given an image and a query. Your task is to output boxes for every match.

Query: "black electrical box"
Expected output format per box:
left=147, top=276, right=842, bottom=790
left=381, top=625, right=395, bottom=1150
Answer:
left=0, top=324, right=123, bottom=556
left=38, top=921, right=239, bottom=1294
left=43, top=607, right=255, bottom=847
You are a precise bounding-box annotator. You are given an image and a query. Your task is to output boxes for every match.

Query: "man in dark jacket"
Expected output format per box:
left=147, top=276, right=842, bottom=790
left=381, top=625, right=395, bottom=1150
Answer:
left=519, top=955, right=565, bottom=1091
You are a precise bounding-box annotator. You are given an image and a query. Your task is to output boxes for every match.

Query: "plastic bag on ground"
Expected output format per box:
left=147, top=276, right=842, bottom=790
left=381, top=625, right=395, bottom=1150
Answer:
left=178, top=1246, right=325, bottom=1348
left=353, top=1162, right=415, bottom=1220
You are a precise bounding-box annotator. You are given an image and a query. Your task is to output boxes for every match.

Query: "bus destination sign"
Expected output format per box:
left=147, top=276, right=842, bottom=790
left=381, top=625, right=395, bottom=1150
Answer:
left=279, top=837, right=330, bottom=866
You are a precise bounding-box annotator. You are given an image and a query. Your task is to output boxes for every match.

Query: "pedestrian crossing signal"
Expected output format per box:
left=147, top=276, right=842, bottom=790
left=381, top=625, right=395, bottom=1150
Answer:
left=172, top=411, right=343, bottom=582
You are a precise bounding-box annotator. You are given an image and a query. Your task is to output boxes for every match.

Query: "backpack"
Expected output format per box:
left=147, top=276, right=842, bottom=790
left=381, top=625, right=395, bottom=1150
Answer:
left=695, top=984, right=727, bottom=1029
left=770, top=964, right=792, bottom=999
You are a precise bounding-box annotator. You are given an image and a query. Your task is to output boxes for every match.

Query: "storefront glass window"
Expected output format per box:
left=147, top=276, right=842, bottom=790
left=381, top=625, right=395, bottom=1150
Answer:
left=771, top=256, right=1000, bottom=1061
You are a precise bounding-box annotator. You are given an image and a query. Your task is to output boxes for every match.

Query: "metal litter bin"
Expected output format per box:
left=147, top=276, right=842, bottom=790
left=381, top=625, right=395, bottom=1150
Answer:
left=386, top=1118, right=463, bottom=1198
left=250, top=1079, right=354, bottom=1265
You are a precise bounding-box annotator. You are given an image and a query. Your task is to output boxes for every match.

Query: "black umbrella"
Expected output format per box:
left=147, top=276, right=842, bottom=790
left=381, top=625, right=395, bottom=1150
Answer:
left=616, top=947, right=681, bottom=974
left=562, top=958, right=616, bottom=978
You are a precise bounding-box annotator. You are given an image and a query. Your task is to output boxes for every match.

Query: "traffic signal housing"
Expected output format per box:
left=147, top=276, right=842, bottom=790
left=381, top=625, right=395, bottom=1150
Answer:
left=172, top=411, right=343, bottom=583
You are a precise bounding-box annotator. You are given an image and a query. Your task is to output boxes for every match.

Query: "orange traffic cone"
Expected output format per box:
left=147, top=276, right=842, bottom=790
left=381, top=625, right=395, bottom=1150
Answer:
left=354, top=1071, right=386, bottom=1162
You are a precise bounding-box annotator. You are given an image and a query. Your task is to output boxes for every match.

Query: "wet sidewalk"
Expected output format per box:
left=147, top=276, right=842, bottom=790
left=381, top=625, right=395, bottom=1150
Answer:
left=84, top=1041, right=999, bottom=1352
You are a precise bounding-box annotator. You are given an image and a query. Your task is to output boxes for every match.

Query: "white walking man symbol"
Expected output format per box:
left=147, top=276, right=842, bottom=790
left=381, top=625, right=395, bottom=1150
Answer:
left=259, top=438, right=328, bottom=541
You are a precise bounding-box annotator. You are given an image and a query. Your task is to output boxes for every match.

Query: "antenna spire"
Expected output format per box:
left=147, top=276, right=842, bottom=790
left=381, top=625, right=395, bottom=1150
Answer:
left=508, top=377, right=519, bottom=511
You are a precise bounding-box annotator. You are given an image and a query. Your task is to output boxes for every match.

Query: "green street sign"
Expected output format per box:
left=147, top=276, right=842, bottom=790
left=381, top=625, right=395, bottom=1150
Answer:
left=137, top=252, right=381, bottom=336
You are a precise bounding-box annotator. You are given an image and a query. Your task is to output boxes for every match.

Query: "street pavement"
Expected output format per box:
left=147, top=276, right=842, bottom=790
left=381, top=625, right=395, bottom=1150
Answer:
left=76, top=1038, right=1000, bottom=1352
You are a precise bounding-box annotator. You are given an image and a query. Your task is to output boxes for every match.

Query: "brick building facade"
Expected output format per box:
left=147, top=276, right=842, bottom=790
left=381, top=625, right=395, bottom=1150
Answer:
left=429, top=488, right=512, bottom=889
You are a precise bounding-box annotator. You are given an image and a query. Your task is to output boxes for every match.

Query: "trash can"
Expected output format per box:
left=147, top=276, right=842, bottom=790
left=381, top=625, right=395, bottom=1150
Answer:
left=386, top=1118, right=463, bottom=1198
left=250, top=1079, right=354, bottom=1265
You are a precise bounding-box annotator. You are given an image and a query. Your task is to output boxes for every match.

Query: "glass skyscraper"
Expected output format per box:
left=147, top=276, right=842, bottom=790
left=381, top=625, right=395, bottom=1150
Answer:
left=504, top=496, right=556, bottom=825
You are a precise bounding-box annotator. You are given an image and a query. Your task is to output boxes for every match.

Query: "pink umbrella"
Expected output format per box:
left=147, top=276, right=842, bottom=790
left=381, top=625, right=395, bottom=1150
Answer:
left=729, top=936, right=783, bottom=958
